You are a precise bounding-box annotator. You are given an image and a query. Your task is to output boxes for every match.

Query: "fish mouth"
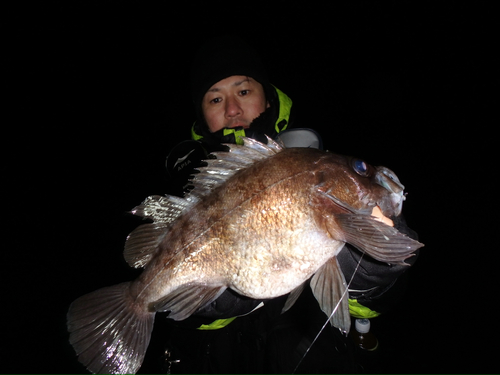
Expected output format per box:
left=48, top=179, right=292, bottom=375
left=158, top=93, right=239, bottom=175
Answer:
left=374, top=166, right=405, bottom=217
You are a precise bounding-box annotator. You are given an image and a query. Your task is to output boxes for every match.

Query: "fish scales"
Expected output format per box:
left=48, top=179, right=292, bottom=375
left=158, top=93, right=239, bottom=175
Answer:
left=67, top=136, right=423, bottom=374
left=135, top=148, right=339, bottom=303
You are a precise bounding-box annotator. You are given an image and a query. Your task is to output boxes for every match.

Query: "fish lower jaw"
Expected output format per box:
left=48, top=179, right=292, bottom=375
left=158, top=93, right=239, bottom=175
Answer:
left=391, top=193, right=404, bottom=216
left=375, top=192, right=404, bottom=218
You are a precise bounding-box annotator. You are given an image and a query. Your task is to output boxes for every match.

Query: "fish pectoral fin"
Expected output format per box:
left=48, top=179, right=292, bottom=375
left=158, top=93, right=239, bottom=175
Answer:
left=281, top=282, right=307, bottom=314
left=152, top=284, right=227, bottom=321
left=335, top=213, right=424, bottom=265
left=124, top=222, right=169, bottom=268
left=310, top=257, right=351, bottom=334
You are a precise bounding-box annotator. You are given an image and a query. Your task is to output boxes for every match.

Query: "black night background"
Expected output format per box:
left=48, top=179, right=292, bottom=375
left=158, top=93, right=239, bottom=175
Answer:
left=6, top=1, right=495, bottom=373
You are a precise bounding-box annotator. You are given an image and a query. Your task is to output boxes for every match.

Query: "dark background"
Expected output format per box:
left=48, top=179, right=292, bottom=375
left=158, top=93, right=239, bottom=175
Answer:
left=6, top=1, right=495, bottom=373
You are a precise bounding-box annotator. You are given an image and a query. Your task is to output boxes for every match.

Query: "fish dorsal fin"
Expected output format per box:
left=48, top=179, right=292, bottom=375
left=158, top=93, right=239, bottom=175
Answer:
left=124, top=136, right=282, bottom=269
left=185, top=135, right=284, bottom=200
left=130, top=194, right=197, bottom=224
left=124, top=223, right=168, bottom=268
left=124, top=195, right=199, bottom=268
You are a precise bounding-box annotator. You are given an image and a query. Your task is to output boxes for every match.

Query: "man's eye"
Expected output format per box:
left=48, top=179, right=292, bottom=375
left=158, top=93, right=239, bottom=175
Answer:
left=210, top=97, right=222, bottom=104
left=240, top=90, right=249, bottom=96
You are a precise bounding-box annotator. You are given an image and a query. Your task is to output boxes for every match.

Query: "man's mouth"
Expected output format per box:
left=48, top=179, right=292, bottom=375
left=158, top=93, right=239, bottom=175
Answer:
left=227, top=121, right=249, bottom=129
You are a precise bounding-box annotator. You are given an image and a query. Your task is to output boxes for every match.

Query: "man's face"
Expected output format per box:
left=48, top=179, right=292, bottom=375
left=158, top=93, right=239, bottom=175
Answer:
left=202, top=75, right=269, bottom=132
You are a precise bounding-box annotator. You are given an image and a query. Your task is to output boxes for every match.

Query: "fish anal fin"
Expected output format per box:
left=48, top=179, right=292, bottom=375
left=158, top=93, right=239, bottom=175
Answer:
left=151, top=284, right=227, bottom=321
left=335, top=213, right=424, bottom=265
left=310, top=257, right=351, bottom=334
left=67, top=282, right=155, bottom=374
left=282, top=282, right=307, bottom=314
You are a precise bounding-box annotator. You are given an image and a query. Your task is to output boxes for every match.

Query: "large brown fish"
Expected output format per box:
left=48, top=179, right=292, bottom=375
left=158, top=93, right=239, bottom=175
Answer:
left=67, top=136, right=423, bottom=374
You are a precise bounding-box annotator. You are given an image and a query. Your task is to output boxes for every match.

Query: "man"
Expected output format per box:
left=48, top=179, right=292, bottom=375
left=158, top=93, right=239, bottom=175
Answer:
left=188, top=35, right=292, bottom=146
left=158, top=35, right=419, bottom=373
left=199, top=75, right=269, bottom=133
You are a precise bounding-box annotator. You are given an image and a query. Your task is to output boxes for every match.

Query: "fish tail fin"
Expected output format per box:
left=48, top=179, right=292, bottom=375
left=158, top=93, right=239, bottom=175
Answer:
left=67, top=282, right=154, bottom=374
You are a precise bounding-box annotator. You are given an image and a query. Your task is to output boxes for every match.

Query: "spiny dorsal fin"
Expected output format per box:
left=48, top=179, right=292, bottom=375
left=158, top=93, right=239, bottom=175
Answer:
left=186, top=135, right=284, bottom=200
left=124, top=136, right=283, bottom=268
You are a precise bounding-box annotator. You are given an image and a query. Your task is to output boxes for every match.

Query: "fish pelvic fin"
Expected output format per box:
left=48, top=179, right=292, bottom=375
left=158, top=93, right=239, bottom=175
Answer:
left=67, top=282, right=154, bottom=374
left=335, top=213, right=424, bottom=265
left=310, top=257, right=351, bottom=334
left=282, top=282, right=307, bottom=314
left=151, top=283, right=227, bottom=321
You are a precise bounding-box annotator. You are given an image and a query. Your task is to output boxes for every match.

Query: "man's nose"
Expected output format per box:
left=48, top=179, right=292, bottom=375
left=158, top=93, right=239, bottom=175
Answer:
left=225, top=96, right=242, bottom=118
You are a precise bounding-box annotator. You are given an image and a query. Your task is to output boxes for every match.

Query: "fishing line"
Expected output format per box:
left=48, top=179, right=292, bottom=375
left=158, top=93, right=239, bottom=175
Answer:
left=292, top=251, right=365, bottom=374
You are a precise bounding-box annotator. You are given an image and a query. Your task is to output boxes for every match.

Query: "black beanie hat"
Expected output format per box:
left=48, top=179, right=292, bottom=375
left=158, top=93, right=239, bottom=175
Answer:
left=190, top=36, right=270, bottom=116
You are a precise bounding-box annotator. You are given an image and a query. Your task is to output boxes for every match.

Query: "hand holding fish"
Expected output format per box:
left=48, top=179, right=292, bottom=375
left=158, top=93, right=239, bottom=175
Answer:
left=67, top=136, right=423, bottom=374
left=371, top=205, right=394, bottom=227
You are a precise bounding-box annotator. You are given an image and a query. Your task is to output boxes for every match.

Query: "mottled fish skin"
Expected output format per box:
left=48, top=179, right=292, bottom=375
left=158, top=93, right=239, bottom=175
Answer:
left=67, top=136, right=423, bottom=374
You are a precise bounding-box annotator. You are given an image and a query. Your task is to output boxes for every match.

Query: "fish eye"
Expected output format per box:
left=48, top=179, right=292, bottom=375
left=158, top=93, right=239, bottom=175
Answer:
left=352, top=159, right=370, bottom=176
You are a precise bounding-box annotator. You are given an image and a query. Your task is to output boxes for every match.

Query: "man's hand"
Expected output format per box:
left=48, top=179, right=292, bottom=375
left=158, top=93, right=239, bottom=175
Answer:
left=371, top=206, right=394, bottom=227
